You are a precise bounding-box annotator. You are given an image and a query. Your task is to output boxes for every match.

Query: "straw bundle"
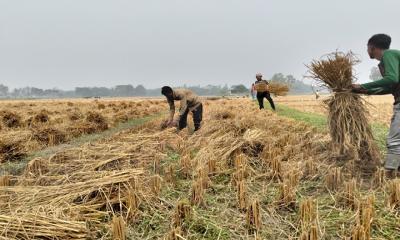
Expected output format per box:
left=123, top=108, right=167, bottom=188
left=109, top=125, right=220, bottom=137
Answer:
left=0, top=111, right=21, bottom=128
left=0, top=213, right=88, bottom=239
left=31, top=126, right=67, bottom=146
left=307, top=52, right=380, bottom=171
left=0, top=139, right=26, bottom=162
left=268, top=82, right=290, bottom=96
left=85, top=111, right=108, bottom=132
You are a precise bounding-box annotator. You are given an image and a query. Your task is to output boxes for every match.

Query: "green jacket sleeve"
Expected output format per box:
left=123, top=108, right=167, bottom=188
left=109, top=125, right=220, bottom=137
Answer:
left=361, top=51, right=399, bottom=94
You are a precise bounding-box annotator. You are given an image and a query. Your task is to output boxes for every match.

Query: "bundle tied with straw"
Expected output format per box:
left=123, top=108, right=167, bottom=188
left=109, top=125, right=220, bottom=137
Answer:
left=307, top=52, right=380, bottom=171
left=268, top=82, right=290, bottom=96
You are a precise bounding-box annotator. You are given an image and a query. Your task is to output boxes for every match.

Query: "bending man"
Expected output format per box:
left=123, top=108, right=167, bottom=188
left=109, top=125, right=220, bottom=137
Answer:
left=161, top=86, right=203, bottom=131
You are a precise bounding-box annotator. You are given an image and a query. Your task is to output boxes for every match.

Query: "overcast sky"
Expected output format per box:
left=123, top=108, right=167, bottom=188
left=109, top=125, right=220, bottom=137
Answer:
left=0, top=0, right=399, bottom=90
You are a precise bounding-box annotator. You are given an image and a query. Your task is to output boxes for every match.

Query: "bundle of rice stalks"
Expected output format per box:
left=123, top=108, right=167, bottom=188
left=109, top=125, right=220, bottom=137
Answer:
left=68, top=111, right=82, bottom=121
left=111, top=215, right=126, bottom=240
left=325, top=167, right=343, bottom=191
left=0, top=139, right=26, bottom=162
left=268, top=82, right=290, bottom=96
left=173, top=199, right=191, bottom=228
left=33, top=110, right=50, bottom=123
left=387, top=179, right=400, bottom=209
left=0, top=213, right=88, bottom=239
left=307, top=52, right=380, bottom=171
left=97, top=103, right=106, bottom=110
left=85, top=111, right=108, bottom=132
left=0, top=110, right=21, bottom=128
left=211, top=110, right=235, bottom=120
left=31, top=126, right=67, bottom=146
left=246, top=199, right=261, bottom=234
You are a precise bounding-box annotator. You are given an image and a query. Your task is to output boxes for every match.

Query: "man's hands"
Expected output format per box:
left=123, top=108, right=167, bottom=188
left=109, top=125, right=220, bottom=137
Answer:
left=351, top=84, right=368, bottom=94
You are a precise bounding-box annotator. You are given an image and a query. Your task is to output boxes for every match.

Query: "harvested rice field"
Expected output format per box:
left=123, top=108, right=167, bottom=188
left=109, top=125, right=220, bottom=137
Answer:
left=0, top=98, right=399, bottom=239
left=0, top=98, right=167, bottom=164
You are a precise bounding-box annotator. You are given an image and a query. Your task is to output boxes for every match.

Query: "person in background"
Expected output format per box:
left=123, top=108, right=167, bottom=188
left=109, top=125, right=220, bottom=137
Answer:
left=254, top=73, right=276, bottom=110
left=161, top=86, right=203, bottom=131
left=352, top=33, right=400, bottom=178
left=250, top=83, right=256, bottom=100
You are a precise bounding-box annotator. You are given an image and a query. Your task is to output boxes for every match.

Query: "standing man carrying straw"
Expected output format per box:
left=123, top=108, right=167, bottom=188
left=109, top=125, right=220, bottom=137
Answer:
left=254, top=73, right=276, bottom=110
left=352, top=34, right=400, bottom=178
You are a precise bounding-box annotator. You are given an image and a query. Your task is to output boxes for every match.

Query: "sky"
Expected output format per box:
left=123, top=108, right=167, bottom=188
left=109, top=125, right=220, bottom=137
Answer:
left=0, top=0, right=399, bottom=90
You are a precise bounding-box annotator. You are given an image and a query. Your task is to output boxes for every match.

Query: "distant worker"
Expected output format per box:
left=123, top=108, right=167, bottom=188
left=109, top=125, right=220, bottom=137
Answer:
left=250, top=83, right=256, bottom=100
left=161, top=86, right=203, bottom=131
left=254, top=73, right=276, bottom=110
left=351, top=34, right=400, bottom=178
left=311, top=84, right=320, bottom=100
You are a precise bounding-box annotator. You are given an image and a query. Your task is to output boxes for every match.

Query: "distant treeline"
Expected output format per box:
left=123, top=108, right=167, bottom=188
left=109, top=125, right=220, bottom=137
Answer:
left=0, top=73, right=313, bottom=99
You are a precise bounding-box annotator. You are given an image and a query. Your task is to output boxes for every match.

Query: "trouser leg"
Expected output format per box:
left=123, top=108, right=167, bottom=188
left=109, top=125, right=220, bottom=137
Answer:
left=257, top=94, right=264, bottom=109
left=192, top=104, right=203, bottom=131
left=178, top=109, right=189, bottom=130
left=385, top=104, right=400, bottom=171
left=265, top=92, right=276, bottom=110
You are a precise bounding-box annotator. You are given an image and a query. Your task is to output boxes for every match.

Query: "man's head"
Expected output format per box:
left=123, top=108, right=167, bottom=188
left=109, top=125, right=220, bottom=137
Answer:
left=367, top=34, right=391, bottom=60
left=255, top=73, right=263, bottom=81
left=161, top=86, right=174, bottom=100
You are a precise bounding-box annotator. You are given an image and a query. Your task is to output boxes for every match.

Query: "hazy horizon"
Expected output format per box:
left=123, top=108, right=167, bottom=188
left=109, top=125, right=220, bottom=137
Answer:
left=1, top=0, right=399, bottom=90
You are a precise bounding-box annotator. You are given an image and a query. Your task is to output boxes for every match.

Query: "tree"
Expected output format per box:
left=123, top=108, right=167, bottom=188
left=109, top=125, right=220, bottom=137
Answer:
left=114, top=85, right=135, bottom=96
left=0, top=84, right=8, bottom=96
left=369, top=67, right=382, bottom=81
left=135, top=85, right=146, bottom=96
left=230, top=84, right=248, bottom=94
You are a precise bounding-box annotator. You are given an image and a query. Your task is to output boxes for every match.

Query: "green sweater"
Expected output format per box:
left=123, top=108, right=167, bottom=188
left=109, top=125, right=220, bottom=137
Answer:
left=361, top=49, right=400, bottom=95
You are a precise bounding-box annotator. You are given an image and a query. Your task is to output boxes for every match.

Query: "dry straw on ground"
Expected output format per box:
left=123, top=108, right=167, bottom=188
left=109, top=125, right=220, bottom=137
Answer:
left=307, top=52, right=380, bottom=172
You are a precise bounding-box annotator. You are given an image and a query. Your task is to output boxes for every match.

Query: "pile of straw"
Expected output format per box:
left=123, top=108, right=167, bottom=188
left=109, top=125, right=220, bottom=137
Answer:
left=0, top=139, right=26, bottom=162
left=0, top=110, right=21, bottom=128
left=85, top=111, right=108, bottom=132
left=308, top=52, right=380, bottom=171
left=268, top=82, right=289, bottom=96
left=31, top=127, right=67, bottom=146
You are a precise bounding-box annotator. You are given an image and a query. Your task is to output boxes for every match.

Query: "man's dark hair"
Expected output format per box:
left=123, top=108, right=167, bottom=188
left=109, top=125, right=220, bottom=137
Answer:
left=161, top=86, right=173, bottom=96
left=368, top=34, right=391, bottom=49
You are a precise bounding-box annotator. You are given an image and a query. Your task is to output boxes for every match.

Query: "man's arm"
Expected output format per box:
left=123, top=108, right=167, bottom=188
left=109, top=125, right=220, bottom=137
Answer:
left=361, top=51, right=399, bottom=94
left=168, top=100, right=175, bottom=122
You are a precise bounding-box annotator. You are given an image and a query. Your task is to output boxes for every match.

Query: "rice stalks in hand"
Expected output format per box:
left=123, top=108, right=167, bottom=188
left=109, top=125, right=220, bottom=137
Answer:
left=307, top=52, right=380, bottom=171
left=111, top=215, right=126, bottom=240
left=387, top=179, right=400, bottom=209
left=325, top=167, right=343, bottom=191
left=246, top=199, right=261, bottom=234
